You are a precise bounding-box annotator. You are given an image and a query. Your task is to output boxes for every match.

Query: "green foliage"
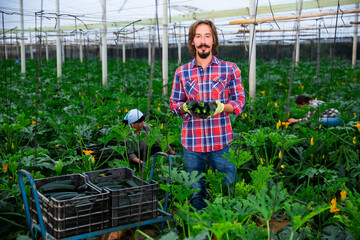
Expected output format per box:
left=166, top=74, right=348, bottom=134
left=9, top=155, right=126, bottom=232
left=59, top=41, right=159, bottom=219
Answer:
left=205, top=169, right=226, bottom=197
left=284, top=201, right=329, bottom=240
left=335, top=187, right=360, bottom=239
left=1, top=58, right=360, bottom=239
left=250, top=164, right=275, bottom=194
left=160, top=167, right=205, bottom=204
left=234, top=179, right=253, bottom=199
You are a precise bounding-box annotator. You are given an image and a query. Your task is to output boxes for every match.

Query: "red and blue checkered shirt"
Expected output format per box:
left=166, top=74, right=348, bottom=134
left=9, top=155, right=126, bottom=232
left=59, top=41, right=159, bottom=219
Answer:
left=169, top=56, right=246, bottom=152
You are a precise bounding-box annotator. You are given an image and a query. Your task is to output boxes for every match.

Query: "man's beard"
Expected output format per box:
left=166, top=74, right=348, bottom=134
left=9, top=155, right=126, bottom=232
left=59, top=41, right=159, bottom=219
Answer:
left=198, top=51, right=211, bottom=59
left=197, top=44, right=211, bottom=59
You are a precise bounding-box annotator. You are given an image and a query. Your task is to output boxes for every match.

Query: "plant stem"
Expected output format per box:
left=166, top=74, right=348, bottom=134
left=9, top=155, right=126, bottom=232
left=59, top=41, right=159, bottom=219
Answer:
left=0, top=216, right=25, bottom=229
left=289, top=231, right=294, bottom=240
left=134, top=229, right=154, bottom=240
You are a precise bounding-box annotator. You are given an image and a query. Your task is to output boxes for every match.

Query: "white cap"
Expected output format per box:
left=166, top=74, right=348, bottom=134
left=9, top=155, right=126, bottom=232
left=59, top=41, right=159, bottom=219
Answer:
left=124, top=109, right=144, bottom=125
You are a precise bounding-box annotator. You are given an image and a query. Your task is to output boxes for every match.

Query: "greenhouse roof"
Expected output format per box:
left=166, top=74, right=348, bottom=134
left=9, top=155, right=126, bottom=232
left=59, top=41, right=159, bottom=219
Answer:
left=1, top=0, right=360, bottom=45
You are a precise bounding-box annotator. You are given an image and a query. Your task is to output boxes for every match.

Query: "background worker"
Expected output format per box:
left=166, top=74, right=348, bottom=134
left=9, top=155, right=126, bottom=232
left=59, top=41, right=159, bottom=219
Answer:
left=169, top=20, right=246, bottom=210
left=288, top=94, right=343, bottom=127
left=122, top=109, right=176, bottom=167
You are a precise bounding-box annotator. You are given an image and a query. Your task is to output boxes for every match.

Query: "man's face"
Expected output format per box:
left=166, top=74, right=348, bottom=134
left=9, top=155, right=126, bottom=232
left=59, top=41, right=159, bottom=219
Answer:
left=192, top=24, right=213, bottom=59
left=131, top=121, right=144, bottom=131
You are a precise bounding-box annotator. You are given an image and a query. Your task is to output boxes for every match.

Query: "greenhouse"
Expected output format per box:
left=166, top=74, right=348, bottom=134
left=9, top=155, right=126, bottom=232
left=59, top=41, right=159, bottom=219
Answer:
left=1, top=0, right=360, bottom=239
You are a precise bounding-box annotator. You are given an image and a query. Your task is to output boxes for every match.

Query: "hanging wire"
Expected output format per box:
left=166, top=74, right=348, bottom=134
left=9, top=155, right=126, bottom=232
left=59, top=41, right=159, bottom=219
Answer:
left=2, top=12, right=9, bottom=122
left=85, top=31, right=90, bottom=96
left=330, top=0, right=341, bottom=83
left=268, top=0, right=280, bottom=29
left=154, top=0, right=174, bottom=226
left=270, top=0, right=304, bottom=235
left=168, top=0, right=172, bottom=23
left=34, top=0, right=45, bottom=164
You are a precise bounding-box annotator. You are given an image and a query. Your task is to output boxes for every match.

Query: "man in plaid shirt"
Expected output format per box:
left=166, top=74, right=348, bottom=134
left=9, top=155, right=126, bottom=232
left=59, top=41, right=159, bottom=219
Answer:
left=169, top=20, right=246, bottom=210
left=288, top=95, right=343, bottom=127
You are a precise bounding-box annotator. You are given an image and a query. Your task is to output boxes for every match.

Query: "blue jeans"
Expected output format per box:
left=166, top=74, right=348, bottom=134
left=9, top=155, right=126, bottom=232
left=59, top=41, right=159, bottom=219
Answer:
left=319, top=117, right=343, bottom=127
left=183, top=145, right=236, bottom=210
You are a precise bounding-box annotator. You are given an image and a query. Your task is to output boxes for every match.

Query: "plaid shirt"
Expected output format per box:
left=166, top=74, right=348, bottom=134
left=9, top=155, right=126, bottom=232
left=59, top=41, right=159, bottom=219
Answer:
left=169, top=56, right=246, bottom=152
left=299, top=100, right=340, bottom=122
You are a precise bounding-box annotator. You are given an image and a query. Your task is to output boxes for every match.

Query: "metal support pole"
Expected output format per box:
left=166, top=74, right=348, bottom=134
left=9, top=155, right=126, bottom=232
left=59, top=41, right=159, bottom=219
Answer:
left=29, top=32, right=33, bottom=60
left=80, top=32, right=83, bottom=63
left=316, top=23, right=320, bottom=83
left=148, top=25, right=151, bottom=66
left=177, top=24, right=181, bottom=65
left=101, top=0, right=107, bottom=85
left=295, top=35, right=300, bottom=66
left=4, top=45, right=8, bottom=60
left=162, top=0, right=169, bottom=97
left=19, top=0, right=26, bottom=74
left=45, top=33, right=49, bottom=61
left=249, top=0, right=256, bottom=99
left=122, top=38, right=126, bottom=63
left=56, top=0, right=62, bottom=79
left=62, top=40, right=65, bottom=63
left=352, top=3, right=359, bottom=68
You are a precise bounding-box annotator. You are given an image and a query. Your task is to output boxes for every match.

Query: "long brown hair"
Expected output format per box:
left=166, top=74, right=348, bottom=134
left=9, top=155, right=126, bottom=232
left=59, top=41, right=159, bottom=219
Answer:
left=187, top=20, right=219, bottom=58
left=295, top=95, right=312, bottom=105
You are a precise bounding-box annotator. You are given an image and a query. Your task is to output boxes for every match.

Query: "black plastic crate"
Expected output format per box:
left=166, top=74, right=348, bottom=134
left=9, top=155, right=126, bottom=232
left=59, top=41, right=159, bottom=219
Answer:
left=83, top=168, right=158, bottom=227
left=30, top=174, right=110, bottom=239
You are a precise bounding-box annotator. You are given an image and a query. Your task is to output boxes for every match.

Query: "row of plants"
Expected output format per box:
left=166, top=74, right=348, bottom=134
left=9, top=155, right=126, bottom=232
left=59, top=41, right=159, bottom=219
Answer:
left=0, top=57, right=359, bottom=239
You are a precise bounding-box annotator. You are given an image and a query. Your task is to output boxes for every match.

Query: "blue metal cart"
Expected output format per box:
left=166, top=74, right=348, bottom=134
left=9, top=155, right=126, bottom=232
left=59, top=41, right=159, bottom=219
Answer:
left=18, top=152, right=173, bottom=240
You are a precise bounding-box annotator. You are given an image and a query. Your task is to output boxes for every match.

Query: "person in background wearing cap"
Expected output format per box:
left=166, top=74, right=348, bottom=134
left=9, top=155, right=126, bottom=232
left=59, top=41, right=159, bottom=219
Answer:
left=169, top=20, right=246, bottom=210
left=122, top=109, right=176, bottom=168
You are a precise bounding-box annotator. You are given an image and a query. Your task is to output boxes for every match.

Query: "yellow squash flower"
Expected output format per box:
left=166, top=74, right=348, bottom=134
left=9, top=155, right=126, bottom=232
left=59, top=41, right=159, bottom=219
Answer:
left=310, top=137, right=314, bottom=146
left=282, top=122, right=291, bottom=128
left=330, top=198, right=340, bottom=213
left=279, top=151, right=282, bottom=159
left=3, top=163, right=8, bottom=173
left=260, top=158, right=264, bottom=165
left=83, top=150, right=94, bottom=155
left=340, top=190, right=346, bottom=202
left=354, top=123, right=360, bottom=131
left=260, top=91, right=265, bottom=94
left=276, top=120, right=281, bottom=130
left=91, top=156, right=95, bottom=164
